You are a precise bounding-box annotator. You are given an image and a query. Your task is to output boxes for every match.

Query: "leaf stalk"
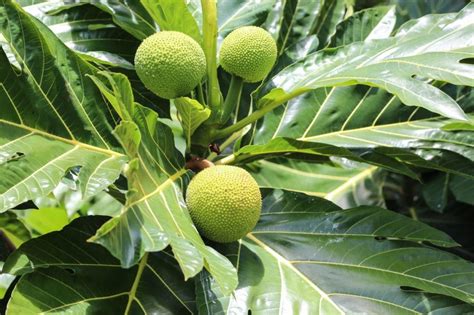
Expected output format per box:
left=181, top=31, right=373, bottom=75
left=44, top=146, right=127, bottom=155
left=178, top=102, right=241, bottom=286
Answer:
left=213, top=89, right=304, bottom=140
left=219, top=75, right=243, bottom=124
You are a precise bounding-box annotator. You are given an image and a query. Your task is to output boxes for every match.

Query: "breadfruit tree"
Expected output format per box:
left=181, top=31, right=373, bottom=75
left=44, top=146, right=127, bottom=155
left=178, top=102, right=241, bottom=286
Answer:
left=0, top=0, right=474, bottom=314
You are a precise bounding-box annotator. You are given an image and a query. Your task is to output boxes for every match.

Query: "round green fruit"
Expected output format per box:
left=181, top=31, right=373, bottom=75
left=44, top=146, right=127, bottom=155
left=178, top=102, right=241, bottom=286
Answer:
left=219, top=26, right=277, bottom=83
left=186, top=165, right=262, bottom=243
left=134, top=31, right=206, bottom=99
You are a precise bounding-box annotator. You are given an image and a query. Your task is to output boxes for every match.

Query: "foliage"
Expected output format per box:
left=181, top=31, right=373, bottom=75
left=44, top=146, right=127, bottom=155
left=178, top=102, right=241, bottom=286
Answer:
left=0, top=0, right=473, bottom=314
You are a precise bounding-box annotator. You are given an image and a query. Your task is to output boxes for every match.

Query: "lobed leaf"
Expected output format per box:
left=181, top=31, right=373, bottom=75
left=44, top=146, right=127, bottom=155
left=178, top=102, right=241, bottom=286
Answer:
left=90, top=72, right=238, bottom=294
left=0, top=0, right=126, bottom=211
left=4, top=216, right=196, bottom=314
left=197, top=189, right=474, bottom=314
left=265, top=4, right=474, bottom=120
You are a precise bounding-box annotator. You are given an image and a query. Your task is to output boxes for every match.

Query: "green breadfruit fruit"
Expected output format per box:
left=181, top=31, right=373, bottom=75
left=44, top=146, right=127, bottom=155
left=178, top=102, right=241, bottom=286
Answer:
left=219, top=26, right=277, bottom=83
left=186, top=165, right=262, bottom=243
left=134, top=31, right=206, bottom=99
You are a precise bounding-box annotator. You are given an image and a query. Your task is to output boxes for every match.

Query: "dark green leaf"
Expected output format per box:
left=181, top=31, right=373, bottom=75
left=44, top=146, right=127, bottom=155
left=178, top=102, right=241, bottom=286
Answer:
left=197, top=190, right=474, bottom=314
left=312, top=0, right=346, bottom=48
left=245, top=159, right=385, bottom=207
left=88, top=1, right=156, bottom=40
left=4, top=216, right=196, bottom=314
left=218, top=0, right=274, bottom=40
left=449, top=175, right=474, bottom=206
left=329, top=6, right=396, bottom=47
left=0, top=212, right=30, bottom=248
left=422, top=173, right=450, bottom=213
left=264, top=0, right=323, bottom=54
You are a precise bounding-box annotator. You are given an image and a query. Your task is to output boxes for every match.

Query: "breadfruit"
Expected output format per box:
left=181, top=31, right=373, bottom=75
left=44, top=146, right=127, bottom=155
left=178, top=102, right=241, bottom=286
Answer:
left=134, top=31, right=206, bottom=99
left=219, top=26, right=277, bottom=83
left=186, top=165, right=262, bottom=243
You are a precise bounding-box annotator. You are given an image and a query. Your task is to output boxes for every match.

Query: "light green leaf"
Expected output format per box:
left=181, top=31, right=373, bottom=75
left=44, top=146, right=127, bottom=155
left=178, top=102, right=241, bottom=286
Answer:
left=253, top=82, right=474, bottom=178
left=90, top=71, right=238, bottom=294
left=175, top=97, right=211, bottom=147
left=0, top=263, right=15, bottom=300
left=197, top=189, right=474, bottom=314
left=141, top=0, right=202, bottom=44
left=18, top=207, right=72, bottom=236
left=4, top=216, right=196, bottom=314
left=443, top=121, right=474, bottom=131
left=300, top=115, right=474, bottom=161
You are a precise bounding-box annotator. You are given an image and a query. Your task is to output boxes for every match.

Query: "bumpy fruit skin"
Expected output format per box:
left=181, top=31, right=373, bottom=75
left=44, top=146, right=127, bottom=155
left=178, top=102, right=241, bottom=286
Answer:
left=186, top=166, right=262, bottom=243
left=134, top=31, right=206, bottom=99
left=219, top=26, right=277, bottom=83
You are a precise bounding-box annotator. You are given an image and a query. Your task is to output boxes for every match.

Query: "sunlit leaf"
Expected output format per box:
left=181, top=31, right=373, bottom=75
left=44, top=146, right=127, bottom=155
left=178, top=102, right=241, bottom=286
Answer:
left=90, top=71, right=237, bottom=294
left=0, top=0, right=127, bottom=211
left=265, top=5, right=474, bottom=120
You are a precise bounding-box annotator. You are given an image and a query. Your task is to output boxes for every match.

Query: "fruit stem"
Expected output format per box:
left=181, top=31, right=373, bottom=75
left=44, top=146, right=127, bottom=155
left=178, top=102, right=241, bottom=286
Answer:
left=206, top=127, right=248, bottom=161
left=201, top=0, right=221, bottom=110
left=219, top=75, right=243, bottom=124
left=215, top=154, right=235, bottom=165
left=213, top=89, right=304, bottom=140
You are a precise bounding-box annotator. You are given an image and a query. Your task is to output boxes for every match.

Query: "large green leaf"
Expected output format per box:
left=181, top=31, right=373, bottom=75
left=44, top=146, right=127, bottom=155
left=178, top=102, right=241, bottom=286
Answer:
left=14, top=1, right=171, bottom=117
left=0, top=0, right=127, bottom=212
left=263, top=5, right=474, bottom=120
left=89, top=72, right=237, bottom=294
left=245, top=159, right=384, bottom=207
left=3, top=216, right=196, bottom=314
left=14, top=0, right=141, bottom=66
left=197, top=189, right=474, bottom=314
left=251, top=51, right=474, bottom=176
